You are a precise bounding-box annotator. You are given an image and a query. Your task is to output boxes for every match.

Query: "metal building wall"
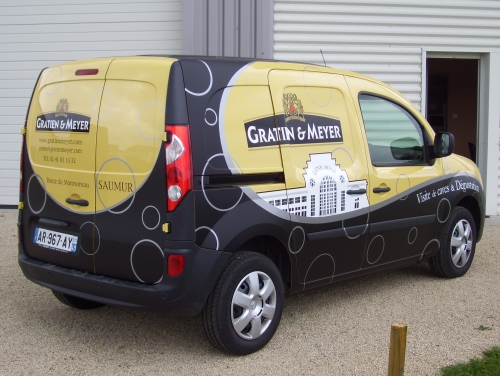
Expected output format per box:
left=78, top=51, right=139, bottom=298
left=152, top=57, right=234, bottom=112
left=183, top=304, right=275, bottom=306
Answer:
left=0, top=0, right=182, bottom=206
left=182, top=0, right=273, bottom=58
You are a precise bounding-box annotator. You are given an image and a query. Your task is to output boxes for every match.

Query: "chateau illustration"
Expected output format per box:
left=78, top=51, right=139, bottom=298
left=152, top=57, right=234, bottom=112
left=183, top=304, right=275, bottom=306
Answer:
left=259, top=153, right=369, bottom=217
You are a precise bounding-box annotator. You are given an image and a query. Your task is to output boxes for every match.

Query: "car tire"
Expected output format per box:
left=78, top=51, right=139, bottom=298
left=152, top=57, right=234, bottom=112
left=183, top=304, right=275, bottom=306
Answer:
left=52, top=290, right=104, bottom=310
left=202, top=251, right=284, bottom=355
left=428, top=206, right=476, bottom=278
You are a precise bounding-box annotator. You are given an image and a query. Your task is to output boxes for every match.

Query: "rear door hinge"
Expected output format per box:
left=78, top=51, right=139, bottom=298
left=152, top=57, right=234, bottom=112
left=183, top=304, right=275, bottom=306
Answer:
left=18, top=202, right=24, bottom=210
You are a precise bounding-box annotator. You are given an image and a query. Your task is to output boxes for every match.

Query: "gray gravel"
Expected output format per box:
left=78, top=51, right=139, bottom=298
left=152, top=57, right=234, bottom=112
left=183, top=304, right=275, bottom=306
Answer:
left=1, top=210, right=499, bottom=375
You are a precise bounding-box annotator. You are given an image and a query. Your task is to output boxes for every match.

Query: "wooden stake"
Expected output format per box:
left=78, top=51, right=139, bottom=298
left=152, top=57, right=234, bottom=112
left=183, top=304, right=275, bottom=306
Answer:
left=388, top=323, right=407, bottom=376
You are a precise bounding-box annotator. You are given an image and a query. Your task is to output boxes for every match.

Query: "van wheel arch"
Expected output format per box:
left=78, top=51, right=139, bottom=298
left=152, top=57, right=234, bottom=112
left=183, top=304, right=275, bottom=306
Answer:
left=456, top=196, right=481, bottom=240
left=237, top=236, right=292, bottom=294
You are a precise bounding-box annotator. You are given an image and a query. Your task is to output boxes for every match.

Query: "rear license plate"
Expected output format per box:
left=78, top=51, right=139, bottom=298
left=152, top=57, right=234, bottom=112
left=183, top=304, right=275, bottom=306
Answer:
left=33, top=227, right=78, bottom=253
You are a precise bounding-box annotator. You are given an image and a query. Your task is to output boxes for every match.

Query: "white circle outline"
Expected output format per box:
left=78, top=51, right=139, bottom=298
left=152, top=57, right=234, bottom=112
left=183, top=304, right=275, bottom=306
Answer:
left=96, top=158, right=136, bottom=214
left=302, top=66, right=333, bottom=107
left=195, top=226, right=219, bottom=250
left=245, top=72, right=270, bottom=103
left=185, top=60, right=213, bottom=96
left=27, top=174, right=47, bottom=214
left=397, top=174, right=410, bottom=200
left=288, top=226, right=306, bottom=254
left=201, top=154, right=244, bottom=212
left=91, top=88, right=113, bottom=119
left=408, top=227, right=418, bottom=245
left=136, top=101, right=165, bottom=141
left=79, top=221, right=101, bottom=256
left=43, top=67, right=62, bottom=96
left=421, top=239, right=440, bottom=259
left=204, top=108, right=218, bottom=126
left=142, top=206, right=160, bottom=230
left=331, top=147, right=358, bottom=180
left=366, top=235, right=385, bottom=265
left=130, top=239, right=164, bottom=284
left=343, top=212, right=369, bottom=240
left=437, top=198, right=451, bottom=223
left=303, top=253, right=335, bottom=288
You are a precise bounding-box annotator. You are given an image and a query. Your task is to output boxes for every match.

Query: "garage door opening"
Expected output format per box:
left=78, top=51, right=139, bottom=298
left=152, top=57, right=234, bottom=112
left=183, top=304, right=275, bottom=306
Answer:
left=426, top=58, right=479, bottom=163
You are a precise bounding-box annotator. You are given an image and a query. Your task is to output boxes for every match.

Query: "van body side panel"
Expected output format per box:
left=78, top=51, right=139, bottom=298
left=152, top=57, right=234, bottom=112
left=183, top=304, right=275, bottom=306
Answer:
left=22, top=59, right=112, bottom=271
left=268, top=70, right=371, bottom=290
left=345, top=75, right=485, bottom=268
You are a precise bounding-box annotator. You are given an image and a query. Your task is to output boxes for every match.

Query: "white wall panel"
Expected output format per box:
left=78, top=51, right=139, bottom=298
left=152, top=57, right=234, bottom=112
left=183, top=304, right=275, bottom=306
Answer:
left=0, top=0, right=182, bottom=206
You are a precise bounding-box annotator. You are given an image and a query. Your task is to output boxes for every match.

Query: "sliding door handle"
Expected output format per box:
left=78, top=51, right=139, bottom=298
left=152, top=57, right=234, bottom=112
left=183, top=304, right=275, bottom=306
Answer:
left=373, top=187, right=391, bottom=193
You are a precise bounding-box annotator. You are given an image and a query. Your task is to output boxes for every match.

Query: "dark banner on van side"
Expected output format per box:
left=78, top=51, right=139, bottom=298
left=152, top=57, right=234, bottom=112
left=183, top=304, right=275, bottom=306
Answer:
left=244, top=115, right=343, bottom=148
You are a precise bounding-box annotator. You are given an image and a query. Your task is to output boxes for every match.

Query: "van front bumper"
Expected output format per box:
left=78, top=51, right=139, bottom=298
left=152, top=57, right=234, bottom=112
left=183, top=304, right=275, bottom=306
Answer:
left=18, top=242, right=231, bottom=315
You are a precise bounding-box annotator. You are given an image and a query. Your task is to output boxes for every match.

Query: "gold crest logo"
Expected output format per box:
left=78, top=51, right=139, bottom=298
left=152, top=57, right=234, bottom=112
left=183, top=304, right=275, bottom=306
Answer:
left=283, top=93, right=305, bottom=122
left=55, top=99, right=69, bottom=117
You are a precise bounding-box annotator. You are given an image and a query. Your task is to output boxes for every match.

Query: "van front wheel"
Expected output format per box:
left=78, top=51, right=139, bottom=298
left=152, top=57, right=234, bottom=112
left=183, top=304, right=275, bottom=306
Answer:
left=202, top=252, right=284, bottom=355
left=429, top=206, right=476, bottom=278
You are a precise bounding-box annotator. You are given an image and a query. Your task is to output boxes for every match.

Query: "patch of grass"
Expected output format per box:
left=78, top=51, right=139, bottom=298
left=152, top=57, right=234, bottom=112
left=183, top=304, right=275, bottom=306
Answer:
left=476, top=325, right=492, bottom=331
left=440, top=346, right=500, bottom=376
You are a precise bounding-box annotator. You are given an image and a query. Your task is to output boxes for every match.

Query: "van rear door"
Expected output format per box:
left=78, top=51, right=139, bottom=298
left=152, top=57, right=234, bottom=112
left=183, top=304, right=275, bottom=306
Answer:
left=92, top=57, right=175, bottom=284
left=22, top=59, right=112, bottom=272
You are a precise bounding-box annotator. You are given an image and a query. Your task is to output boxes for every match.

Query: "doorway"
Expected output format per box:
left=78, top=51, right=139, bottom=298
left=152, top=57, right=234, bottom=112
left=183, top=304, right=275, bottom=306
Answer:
left=426, top=58, right=479, bottom=163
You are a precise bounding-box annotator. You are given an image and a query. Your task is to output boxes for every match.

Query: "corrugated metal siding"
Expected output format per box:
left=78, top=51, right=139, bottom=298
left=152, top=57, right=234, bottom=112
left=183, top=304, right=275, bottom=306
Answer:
left=0, top=0, right=182, bottom=206
left=274, top=0, right=500, bottom=108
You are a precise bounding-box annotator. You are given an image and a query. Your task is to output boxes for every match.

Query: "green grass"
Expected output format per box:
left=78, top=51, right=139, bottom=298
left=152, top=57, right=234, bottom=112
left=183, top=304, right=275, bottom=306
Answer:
left=439, top=347, right=500, bottom=376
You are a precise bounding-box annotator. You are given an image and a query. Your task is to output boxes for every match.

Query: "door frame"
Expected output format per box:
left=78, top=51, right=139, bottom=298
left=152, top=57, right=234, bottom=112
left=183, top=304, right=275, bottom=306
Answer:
left=421, top=49, right=500, bottom=216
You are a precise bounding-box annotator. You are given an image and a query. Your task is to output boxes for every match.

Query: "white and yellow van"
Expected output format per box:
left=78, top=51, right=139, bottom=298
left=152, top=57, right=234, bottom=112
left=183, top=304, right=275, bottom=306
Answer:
left=18, top=56, right=485, bottom=355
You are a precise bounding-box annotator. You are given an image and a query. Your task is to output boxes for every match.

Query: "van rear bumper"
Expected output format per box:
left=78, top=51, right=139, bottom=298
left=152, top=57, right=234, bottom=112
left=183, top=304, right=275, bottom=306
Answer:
left=18, top=243, right=231, bottom=315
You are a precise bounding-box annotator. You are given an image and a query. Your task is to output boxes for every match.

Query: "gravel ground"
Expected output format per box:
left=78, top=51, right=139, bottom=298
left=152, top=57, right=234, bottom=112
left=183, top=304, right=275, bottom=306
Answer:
left=1, top=210, right=499, bottom=375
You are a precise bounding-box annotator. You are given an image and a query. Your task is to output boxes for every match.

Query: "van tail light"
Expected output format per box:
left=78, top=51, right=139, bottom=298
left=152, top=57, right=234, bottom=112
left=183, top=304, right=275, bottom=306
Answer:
left=165, top=125, right=192, bottom=212
left=167, top=254, right=185, bottom=276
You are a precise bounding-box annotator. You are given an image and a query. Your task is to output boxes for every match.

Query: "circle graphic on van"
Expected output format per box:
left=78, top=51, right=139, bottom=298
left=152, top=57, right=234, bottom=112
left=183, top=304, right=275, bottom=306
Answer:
left=43, top=67, right=62, bottom=96
left=331, top=147, right=359, bottom=180
left=422, top=239, right=440, bottom=257
left=79, top=221, right=100, bottom=255
left=130, top=239, right=164, bottom=284
left=204, top=108, right=218, bottom=126
left=437, top=198, right=451, bottom=223
left=202, top=154, right=244, bottom=211
left=96, top=158, right=136, bottom=214
left=302, top=66, right=332, bottom=107
left=303, top=253, right=335, bottom=287
left=142, top=205, right=160, bottom=230
left=366, top=235, right=385, bottom=264
left=288, top=226, right=305, bottom=254
left=27, top=174, right=47, bottom=215
left=184, top=60, right=213, bottom=96
left=408, top=227, right=418, bottom=245
left=195, top=227, right=219, bottom=250
left=136, top=101, right=165, bottom=140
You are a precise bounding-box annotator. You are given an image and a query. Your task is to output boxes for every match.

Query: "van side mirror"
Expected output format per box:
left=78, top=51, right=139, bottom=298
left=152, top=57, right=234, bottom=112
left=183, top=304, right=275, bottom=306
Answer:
left=433, top=132, right=455, bottom=158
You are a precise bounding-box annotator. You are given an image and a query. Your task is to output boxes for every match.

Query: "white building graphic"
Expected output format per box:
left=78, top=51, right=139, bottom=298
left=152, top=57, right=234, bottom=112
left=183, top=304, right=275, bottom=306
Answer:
left=259, top=153, right=369, bottom=217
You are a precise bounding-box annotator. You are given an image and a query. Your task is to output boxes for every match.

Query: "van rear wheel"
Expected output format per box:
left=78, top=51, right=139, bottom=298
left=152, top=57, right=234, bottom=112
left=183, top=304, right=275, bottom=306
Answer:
left=428, top=206, right=476, bottom=278
left=52, top=290, right=104, bottom=310
left=202, top=252, right=284, bottom=355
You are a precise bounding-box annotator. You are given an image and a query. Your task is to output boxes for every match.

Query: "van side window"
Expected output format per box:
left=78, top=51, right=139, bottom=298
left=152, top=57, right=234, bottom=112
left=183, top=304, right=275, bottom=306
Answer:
left=359, top=94, right=426, bottom=166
